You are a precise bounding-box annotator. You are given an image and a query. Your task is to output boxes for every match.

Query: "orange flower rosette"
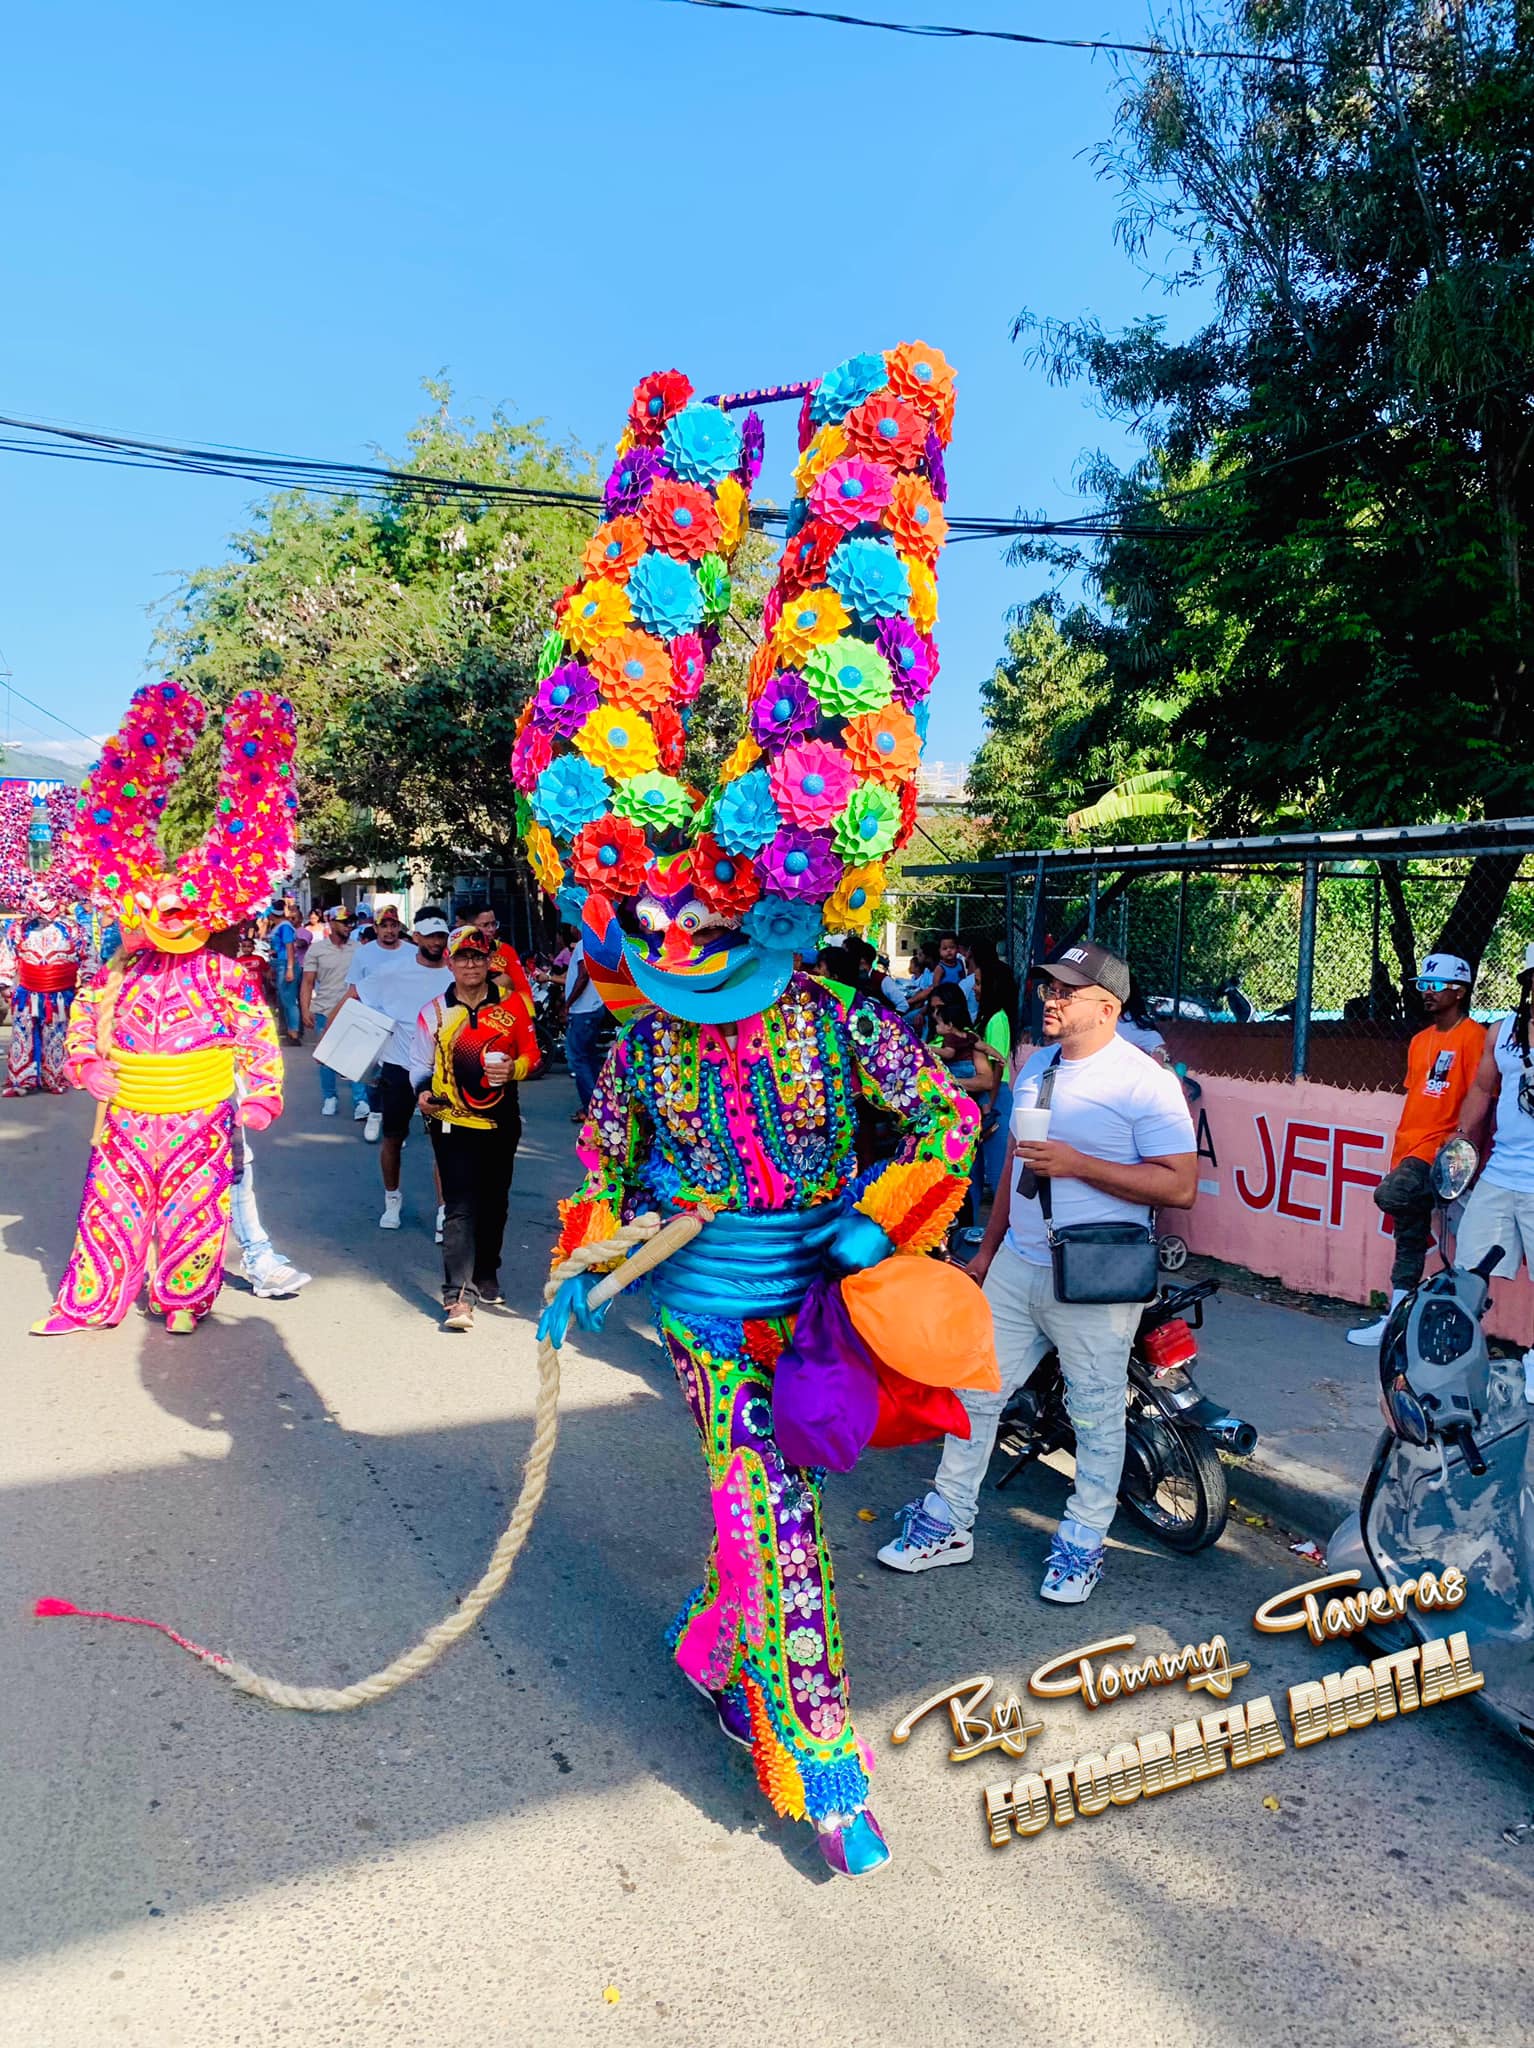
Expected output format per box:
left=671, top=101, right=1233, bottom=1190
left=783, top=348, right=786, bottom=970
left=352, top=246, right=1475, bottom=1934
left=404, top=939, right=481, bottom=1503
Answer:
left=593, top=629, right=673, bottom=712
left=842, top=705, right=920, bottom=787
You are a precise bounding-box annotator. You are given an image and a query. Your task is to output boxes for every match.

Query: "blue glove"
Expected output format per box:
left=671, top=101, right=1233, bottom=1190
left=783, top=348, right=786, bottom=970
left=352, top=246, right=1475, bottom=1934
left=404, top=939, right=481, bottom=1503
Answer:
left=536, top=1271, right=612, bottom=1347
left=820, top=1211, right=895, bottom=1277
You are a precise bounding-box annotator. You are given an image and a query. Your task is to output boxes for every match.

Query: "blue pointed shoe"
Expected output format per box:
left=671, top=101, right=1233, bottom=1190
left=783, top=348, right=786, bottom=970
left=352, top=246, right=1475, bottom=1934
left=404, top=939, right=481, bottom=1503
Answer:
left=817, top=1808, right=891, bottom=1879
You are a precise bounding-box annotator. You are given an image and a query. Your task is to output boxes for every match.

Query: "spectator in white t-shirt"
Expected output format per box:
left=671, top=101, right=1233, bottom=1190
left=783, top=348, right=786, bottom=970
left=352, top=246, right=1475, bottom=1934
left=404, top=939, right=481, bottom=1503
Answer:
left=1453, top=949, right=1534, bottom=1356
left=564, top=940, right=607, bottom=1120
left=300, top=907, right=368, bottom=1119
left=878, top=940, right=1196, bottom=1606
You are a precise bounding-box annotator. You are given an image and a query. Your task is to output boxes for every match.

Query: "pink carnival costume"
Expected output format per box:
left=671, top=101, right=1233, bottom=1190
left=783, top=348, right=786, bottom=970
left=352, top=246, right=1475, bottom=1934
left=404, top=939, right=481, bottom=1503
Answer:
left=0, top=782, right=91, bottom=1095
left=33, top=682, right=299, bottom=1337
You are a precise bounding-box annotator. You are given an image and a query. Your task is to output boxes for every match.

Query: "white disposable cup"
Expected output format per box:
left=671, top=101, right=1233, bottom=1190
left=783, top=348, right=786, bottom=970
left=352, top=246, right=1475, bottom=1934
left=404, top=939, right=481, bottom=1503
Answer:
left=484, top=1051, right=510, bottom=1077
left=1012, top=1106, right=1052, bottom=1144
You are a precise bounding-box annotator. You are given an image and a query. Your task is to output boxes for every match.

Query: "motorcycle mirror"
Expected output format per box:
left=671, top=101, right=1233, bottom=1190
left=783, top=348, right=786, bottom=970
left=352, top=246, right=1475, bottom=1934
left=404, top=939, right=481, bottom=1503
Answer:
left=1430, top=1135, right=1478, bottom=1203
left=1385, top=1374, right=1432, bottom=1447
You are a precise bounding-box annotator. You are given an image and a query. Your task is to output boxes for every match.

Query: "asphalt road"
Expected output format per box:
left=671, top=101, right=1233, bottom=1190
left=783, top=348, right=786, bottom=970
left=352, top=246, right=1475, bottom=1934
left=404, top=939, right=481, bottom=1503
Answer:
left=2, top=1052, right=1532, bottom=2048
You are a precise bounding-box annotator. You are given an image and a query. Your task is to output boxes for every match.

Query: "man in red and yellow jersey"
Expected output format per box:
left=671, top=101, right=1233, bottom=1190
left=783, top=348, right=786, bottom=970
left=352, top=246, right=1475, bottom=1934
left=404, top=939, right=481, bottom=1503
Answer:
left=410, top=926, right=540, bottom=1332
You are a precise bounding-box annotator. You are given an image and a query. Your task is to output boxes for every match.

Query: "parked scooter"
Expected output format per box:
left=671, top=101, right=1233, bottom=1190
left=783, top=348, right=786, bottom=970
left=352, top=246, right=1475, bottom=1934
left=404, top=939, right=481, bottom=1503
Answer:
left=1328, top=1139, right=1534, bottom=1752
left=993, top=1277, right=1255, bottom=1552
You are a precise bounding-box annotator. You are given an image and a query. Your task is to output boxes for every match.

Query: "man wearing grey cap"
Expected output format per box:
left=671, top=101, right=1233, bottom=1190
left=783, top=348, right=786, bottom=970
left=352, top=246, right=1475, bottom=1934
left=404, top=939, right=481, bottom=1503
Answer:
left=342, top=908, right=453, bottom=1229
left=879, top=940, right=1197, bottom=1604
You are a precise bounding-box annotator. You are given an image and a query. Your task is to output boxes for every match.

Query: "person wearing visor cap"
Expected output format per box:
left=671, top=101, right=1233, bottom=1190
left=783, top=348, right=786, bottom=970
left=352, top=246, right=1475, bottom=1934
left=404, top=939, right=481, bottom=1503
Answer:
left=1347, top=952, right=1483, bottom=1346
left=880, top=939, right=1197, bottom=1604
left=334, top=908, right=453, bottom=1229
left=410, top=926, right=540, bottom=1331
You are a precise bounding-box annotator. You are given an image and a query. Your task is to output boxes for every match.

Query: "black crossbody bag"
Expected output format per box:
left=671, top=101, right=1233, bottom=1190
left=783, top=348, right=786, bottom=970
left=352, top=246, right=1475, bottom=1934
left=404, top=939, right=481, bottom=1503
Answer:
left=1025, top=1052, right=1159, bottom=1305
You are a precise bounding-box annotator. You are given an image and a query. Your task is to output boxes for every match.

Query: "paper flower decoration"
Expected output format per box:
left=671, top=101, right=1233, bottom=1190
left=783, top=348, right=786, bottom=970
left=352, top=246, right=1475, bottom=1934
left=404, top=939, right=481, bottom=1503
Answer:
left=583, top=516, right=646, bottom=584
left=719, top=734, right=762, bottom=784
left=749, top=672, right=819, bottom=753
left=593, top=630, right=673, bottom=711
left=923, top=427, right=948, bottom=501
left=613, top=770, right=692, bottom=834
left=843, top=705, right=920, bottom=786
left=651, top=702, right=687, bottom=773
left=778, top=517, right=844, bottom=598
left=526, top=822, right=564, bottom=894
left=797, top=386, right=818, bottom=453
left=769, top=740, right=858, bottom=828
left=534, top=660, right=601, bottom=736
left=826, top=537, right=911, bottom=622
left=811, top=456, right=894, bottom=533
left=744, top=895, right=825, bottom=955
left=662, top=404, right=743, bottom=487
left=627, top=551, right=705, bottom=638
left=692, top=834, right=761, bottom=918
left=715, top=474, right=747, bottom=552
left=758, top=826, right=842, bottom=901
left=671, top=632, right=707, bottom=703
left=904, top=554, right=939, bottom=632
left=844, top=392, right=926, bottom=469
left=574, top=705, right=659, bottom=779
left=804, top=636, right=894, bottom=716
left=884, top=341, right=956, bottom=420
left=773, top=585, right=850, bottom=666
left=823, top=860, right=887, bottom=933
left=511, top=722, right=553, bottom=794
left=810, top=353, right=890, bottom=428
left=761, top=586, right=783, bottom=639
left=537, top=631, right=566, bottom=680
left=603, top=445, right=666, bottom=519
left=896, top=776, right=919, bottom=851
left=833, top=783, right=900, bottom=861
left=532, top=755, right=612, bottom=841
left=697, top=553, right=731, bottom=628
left=738, top=412, right=765, bottom=487
left=712, top=768, right=781, bottom=855
left=572, top=814, right=650, bottom=896
left=914, top=698, right=931, bottom=745
left=562, top=578, right=633, bottom=654
left=883, top=474, right=947, bottom=562
left=628, top=369, right=694, bottom=445
left=876, top=618, right=933, bottom=706
left=792, top=424, right=849, bottom=499
left=641, top=478, right=719, bottom=562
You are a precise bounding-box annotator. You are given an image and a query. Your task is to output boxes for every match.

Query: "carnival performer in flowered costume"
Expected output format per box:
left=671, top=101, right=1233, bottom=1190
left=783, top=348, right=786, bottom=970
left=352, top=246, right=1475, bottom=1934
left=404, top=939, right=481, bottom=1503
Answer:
left=31, top=682, right=299, bottom=1337
left=529, top=349, right=973, bottom=1876
left=0, top=781, right=91, bottom=1096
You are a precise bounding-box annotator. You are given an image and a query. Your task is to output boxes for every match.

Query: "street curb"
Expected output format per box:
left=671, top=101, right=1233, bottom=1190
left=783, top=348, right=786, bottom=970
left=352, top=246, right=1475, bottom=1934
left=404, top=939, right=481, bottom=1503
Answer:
left=1218, top=1445, right=1359, bottom=1544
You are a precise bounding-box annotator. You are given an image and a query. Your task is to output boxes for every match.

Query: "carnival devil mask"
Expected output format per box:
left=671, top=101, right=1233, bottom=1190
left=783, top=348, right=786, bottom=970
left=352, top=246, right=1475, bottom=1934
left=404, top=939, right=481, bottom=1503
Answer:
left=516, top=348, right=952, bottom=1024
left=65, top=681, right=300, bottom=948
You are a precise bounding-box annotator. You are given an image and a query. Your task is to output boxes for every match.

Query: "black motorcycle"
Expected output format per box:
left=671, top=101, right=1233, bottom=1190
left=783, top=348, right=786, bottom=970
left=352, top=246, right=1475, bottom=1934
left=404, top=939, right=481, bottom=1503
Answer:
left=992, top=1278, right=1256, bottom=1552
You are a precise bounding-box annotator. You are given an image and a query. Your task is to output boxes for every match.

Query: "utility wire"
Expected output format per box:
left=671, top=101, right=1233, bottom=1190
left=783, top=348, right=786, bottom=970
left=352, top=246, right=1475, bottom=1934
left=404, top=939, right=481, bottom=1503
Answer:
left=659, top=0, right=1360, bottom=69
left=0, top=675, right=98, bottom=747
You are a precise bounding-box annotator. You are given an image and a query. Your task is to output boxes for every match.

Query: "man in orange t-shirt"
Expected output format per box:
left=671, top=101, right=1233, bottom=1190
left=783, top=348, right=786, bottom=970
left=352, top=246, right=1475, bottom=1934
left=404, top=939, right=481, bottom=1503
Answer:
left=1348, top=952, right=1485, bottom=1346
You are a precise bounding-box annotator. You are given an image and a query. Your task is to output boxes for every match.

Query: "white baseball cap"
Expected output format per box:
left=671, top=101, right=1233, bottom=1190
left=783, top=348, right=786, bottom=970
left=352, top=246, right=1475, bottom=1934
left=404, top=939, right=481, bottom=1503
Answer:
left=413, top=916, right=450, bottom=937
left=1418, top=952, right=1474, bottom=986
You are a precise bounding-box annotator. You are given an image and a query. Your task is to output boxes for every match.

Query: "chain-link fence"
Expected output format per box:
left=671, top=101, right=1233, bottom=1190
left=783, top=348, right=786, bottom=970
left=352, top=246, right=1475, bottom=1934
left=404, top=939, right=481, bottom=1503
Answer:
left=894, top=824, right=1534, bottom=1089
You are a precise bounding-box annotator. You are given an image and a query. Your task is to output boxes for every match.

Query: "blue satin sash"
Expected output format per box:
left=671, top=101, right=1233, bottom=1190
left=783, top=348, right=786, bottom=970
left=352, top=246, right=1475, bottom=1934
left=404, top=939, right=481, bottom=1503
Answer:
left=649, top=1204, right=840, bottom=1322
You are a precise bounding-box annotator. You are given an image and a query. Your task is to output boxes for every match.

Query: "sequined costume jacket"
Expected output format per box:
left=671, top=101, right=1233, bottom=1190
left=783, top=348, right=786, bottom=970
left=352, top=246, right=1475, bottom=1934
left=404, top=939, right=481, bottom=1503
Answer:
left=62, top=947, right=284, bottom=1114
left=555, top=972, right=978, bottom=1255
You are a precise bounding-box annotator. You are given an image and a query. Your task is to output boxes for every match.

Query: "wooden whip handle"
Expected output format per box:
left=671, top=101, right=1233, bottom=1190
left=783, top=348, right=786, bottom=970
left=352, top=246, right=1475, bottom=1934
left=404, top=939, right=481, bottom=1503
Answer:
left=585, top=1212, right=707, bottom=1310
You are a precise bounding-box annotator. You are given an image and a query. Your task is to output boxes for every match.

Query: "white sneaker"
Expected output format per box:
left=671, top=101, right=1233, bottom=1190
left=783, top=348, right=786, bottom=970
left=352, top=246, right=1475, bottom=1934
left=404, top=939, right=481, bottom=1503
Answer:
left=353, top=1100, right=370, bottom=1121
left=876, top=1497, right=974, bottom=1573
left=379, top=1192, right=403, bottom=1230
left=1040, top=1524, right=1106, bottom=1604
left=243, top=1255, right=313, bottom=1299
left=1346, top=1313, right=1390, bottom=1348
left=321, top=1098, right=338, bottom=1117
left=434, top=1203, right=445, bottom=1245
left=363, top=1112, right=383, bottom=1143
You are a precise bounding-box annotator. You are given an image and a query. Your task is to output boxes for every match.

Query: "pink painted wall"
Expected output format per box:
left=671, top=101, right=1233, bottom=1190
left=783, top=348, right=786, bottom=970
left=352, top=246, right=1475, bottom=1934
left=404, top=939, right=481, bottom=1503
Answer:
left=1179, top=1074, right=1534, bottom=1347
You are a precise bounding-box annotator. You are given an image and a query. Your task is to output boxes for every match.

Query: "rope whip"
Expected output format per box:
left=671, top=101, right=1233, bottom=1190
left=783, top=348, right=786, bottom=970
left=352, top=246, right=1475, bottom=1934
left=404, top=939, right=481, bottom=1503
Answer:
left=34, top=1210, right=705, bottom=1711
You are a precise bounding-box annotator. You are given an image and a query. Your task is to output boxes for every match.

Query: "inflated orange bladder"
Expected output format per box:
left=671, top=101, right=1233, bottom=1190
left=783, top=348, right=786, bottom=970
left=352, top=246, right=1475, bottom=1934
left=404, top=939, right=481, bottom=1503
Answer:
left=841, top=1256, right=1001, bottom=1392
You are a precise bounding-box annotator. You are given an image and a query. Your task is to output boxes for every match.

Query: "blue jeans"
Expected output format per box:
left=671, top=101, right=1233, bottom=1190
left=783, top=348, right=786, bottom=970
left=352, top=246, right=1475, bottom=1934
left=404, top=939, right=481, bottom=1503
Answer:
left=313, top=1011, right=369, bottom=1109
left=276, top=974, right=301, bottom=1038
left=229, top=1134, right=272, bottom=1265
left=565, top=1009, right=605, bottom=1111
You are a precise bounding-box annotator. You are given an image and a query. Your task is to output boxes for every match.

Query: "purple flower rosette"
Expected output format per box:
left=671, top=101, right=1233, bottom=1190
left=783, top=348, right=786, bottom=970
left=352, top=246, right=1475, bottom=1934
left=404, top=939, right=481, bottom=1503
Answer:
left=923, top=426, right=948, bottom=502
left=750, top=672, right=819, bottom=753
left=604, top=444, right=666, bottom=518
left=739, top=411, right=765, bottom=488
left=877, top=619, right=933, bottom=707
left=533, top=661, right=600, bottom=737
left=758, top=825, right=843, bottom=900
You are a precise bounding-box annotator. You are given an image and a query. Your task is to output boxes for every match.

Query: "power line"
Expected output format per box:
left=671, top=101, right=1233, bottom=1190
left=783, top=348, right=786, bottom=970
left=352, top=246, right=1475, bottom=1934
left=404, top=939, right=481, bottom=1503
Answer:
left=659, top=0, right=1346, bottom=68
left=0, top=673, right=98, bottom=748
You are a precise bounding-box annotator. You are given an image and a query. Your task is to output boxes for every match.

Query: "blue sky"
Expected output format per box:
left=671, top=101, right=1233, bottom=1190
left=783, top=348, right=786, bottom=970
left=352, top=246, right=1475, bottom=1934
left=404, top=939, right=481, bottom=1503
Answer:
left=0, top=1, right=1186, bottom=771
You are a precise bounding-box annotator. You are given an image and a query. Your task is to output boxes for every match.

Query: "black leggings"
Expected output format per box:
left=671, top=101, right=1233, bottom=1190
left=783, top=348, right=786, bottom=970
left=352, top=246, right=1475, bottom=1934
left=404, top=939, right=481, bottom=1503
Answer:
left=429, top=1116, right=521, bottom=1304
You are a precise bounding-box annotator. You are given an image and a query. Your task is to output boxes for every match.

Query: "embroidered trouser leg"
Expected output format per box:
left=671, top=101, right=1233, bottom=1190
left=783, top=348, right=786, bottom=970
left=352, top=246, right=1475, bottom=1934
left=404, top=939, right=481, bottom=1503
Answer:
left=659, top=1307, right=872, bottom=1827
left=53, top=1102, right=236, bottom=1327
